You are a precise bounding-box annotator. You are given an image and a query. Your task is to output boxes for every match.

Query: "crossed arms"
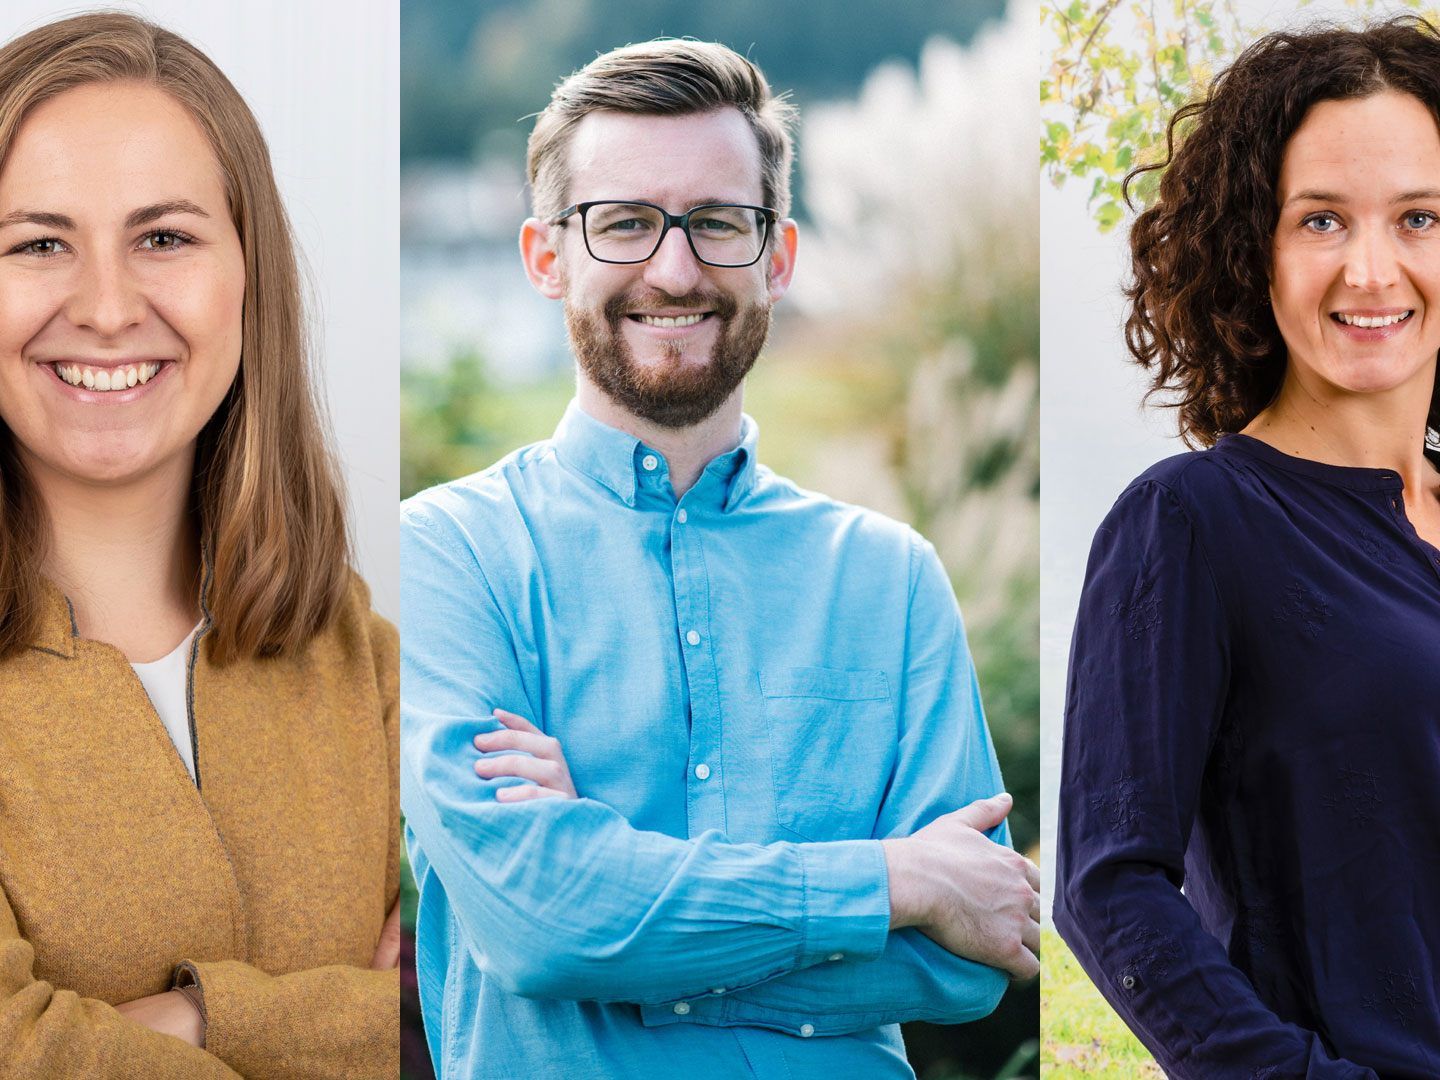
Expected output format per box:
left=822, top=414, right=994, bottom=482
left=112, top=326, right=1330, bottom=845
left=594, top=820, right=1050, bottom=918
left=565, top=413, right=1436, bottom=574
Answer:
left=401, top=506, right=1040, bottom=1035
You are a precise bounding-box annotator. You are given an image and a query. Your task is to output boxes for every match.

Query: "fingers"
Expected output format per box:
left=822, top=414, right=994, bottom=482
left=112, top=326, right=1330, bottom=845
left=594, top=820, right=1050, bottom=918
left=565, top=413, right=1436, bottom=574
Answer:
left=492, top=708, right=542, bottom=734
left=1013, top=922, right=1041, bottom=982
left=952, top=791, right=1012, bottom=832
left=474, top=727, right=558, bottom=759
left=1023, top=855, right=1041, bottom=893
left=370, top=901, right=402, bottom=970
left=475, top=754, right=564, bottom=788
left=495, top=784, right=569, bottom=803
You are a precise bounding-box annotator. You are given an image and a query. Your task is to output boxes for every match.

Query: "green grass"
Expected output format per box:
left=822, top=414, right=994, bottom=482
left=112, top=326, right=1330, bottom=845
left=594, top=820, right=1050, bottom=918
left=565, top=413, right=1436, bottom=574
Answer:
left=1040, top=929, right=1161, bottom=1077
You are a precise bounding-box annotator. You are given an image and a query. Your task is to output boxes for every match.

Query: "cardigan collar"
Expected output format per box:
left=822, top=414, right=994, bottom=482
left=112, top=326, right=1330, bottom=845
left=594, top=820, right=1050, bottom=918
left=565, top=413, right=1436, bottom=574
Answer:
left=30, top=579, right=79, bottom=659
left=30, top=555, right=212, bottom=661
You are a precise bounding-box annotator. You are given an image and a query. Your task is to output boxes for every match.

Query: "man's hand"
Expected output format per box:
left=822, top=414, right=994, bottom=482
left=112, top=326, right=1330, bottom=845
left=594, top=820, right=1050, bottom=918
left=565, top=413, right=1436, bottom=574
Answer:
left=473, top=709, right=578, bottom=801
left=371, top=900, right=401, bottom=970
left=114, top=990, right=204, bottom=1046
left=881, top=792, right=1041, bottom=981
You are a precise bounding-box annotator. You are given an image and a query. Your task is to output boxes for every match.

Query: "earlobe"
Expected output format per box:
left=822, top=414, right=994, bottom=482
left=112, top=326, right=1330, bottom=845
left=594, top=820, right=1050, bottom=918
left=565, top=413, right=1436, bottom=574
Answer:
left=520, top=218, right=565, bottom=300
left=767, top=218, right=799, bottom=303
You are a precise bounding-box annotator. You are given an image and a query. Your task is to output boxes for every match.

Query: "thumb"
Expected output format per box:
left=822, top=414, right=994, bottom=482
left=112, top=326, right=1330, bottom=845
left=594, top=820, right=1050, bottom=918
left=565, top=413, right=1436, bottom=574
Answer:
left=953, top=791, right=1012, bottom=832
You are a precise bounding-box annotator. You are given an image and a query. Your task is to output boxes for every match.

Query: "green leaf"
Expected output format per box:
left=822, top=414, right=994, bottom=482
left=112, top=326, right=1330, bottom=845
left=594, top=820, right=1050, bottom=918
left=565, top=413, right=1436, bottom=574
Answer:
left=1096, top=200, right=1124, bottom=231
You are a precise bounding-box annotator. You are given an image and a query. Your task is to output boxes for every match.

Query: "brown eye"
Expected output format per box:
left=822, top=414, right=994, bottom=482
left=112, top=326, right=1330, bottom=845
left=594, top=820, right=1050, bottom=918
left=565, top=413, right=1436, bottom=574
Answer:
left=140, top=230, right=190, bottom=251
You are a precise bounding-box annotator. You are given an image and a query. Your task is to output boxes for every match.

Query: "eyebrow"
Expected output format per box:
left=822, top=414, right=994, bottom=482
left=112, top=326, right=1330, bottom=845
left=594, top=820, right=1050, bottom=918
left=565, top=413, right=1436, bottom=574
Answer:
left=1284, top=188, right=1440, bottom=207
left=0, top=199, right=210, bottom=231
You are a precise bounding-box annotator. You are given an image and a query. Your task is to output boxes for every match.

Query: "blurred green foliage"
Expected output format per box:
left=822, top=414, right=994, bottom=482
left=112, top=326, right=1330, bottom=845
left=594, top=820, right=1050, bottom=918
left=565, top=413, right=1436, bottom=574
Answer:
left=1041, top=0, right=1440, bottom=231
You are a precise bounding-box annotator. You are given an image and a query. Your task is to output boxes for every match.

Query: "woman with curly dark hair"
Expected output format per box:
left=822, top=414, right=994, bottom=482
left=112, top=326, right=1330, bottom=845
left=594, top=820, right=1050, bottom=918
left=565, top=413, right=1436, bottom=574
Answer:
left=1054, top=17, right=1440, bottom=1078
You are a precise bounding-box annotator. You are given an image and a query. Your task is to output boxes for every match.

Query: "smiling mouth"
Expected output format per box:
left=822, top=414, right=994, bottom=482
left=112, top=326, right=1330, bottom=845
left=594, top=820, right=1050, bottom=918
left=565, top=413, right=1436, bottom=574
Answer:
left=629, top=313, right=712, bottom=328
left=51, top=361, right=164, bottom=391
left=1332, top=311, right=1413, bottom=328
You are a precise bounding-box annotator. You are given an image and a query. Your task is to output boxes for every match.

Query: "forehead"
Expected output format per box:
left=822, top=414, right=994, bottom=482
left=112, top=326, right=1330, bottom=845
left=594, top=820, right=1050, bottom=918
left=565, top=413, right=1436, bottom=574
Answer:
left=1278, top=91, right=1440, bottom=197
left=564, top=107, right=765, bottom=207
left=0, top=80, right=227, bottom=217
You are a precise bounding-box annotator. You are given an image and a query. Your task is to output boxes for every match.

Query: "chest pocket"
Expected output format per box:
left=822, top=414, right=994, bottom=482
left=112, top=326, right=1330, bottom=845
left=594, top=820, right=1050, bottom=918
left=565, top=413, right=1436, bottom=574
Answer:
left=760, top=666, right=895, bottom=842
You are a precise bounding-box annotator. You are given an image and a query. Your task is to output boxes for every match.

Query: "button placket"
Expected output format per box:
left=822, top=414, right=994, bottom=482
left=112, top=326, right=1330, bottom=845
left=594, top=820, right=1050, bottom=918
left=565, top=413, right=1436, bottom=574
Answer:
left=670, top=501, right=725, bottom=837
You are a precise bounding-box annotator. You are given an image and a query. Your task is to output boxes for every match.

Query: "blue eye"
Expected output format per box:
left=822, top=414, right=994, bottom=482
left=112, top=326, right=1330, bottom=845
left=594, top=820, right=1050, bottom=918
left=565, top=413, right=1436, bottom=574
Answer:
left=1402, top=210, right=1438, bottom=232
left=1302, top=213, right=1340, bottom=234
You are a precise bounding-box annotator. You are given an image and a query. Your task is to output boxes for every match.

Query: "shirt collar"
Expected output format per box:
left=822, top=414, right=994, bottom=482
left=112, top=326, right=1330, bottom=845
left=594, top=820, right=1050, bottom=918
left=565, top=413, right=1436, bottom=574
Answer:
left=553, top=399, right=760, bottom=512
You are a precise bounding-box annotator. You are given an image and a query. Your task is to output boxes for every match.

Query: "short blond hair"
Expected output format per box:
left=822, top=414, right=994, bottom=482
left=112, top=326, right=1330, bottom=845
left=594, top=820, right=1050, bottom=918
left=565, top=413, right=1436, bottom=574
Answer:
left=526, top=39, right=797, bottom=220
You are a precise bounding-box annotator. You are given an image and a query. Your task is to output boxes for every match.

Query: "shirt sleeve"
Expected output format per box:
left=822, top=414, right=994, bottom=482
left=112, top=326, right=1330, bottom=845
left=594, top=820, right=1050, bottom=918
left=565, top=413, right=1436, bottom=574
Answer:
left=1053, top=478, right=1376, bottom=1079
left=400, top=504, right=894, bottom=1007
left=0, top=883, right=241, bottom=1078
left=643, top=534, right=1010, bottom=1035
left=172, top=605, right=402, bottom=1080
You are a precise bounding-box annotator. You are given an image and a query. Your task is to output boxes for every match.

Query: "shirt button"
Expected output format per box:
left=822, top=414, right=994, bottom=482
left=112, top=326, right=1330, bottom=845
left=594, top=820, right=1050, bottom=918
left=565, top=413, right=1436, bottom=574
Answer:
left=677, top=508, right=688, bottom=523
left=799, top=1023, right=814, bottom=1038
left=695, top=763, right=711, bottom=780
left=828, top=953, right=844, bottom=962
left=685, top=630, right=700, bottom=646
left=1121, top=974, right=1136, bottom=990
left=711, top=986, right=726, bottom=995
left=642, top=454, right=659, bottom=472
left=673, top=1001, right=690, bottom=1015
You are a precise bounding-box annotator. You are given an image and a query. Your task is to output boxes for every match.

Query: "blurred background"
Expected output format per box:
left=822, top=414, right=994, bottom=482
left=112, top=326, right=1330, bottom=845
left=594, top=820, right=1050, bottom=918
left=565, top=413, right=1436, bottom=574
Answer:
left=399, top=0, right=1039, bottom=1077
left=1039, top=0, right=1438, bottom=1072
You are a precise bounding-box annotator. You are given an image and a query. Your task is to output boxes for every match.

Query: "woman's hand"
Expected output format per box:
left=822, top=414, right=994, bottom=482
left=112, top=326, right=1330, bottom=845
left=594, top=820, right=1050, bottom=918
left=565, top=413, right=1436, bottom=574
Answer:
left=473, top=709, right=578, bottom=801
left=370, top=900, right=401, bottom=970
left=114, top=990, right=204, bottom=1047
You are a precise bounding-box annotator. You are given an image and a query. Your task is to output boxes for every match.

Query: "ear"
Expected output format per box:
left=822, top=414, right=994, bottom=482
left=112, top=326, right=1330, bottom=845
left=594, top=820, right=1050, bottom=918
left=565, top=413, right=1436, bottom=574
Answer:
left=765, top=218, right=799, bottom=303
left=520, top=217, right=566, bottom=300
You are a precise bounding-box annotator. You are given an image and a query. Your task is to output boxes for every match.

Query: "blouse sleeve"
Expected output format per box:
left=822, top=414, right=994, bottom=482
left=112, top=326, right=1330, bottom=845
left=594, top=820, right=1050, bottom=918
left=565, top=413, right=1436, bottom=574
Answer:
left=1053, top=478, right=1376, bottom=1079
left=0, top=883, right=240, bottom=1078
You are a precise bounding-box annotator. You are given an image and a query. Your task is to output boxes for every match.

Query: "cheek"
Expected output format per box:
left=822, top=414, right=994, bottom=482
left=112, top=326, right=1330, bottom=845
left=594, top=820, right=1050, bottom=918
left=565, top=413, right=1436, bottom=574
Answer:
left=0, top=272, right=66, bottom=359
left=149, top=255, right=245, bottom=377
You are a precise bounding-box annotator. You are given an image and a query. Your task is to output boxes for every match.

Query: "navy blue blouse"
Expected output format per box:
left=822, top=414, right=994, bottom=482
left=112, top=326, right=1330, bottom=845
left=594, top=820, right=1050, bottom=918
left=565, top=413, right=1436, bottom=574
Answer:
left=1055, top=434, right=1440, bottom=1079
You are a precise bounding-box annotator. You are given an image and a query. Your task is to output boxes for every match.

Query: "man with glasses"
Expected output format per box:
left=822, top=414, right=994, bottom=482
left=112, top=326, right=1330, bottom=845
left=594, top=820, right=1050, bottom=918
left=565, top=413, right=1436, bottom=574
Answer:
left=401, top=39, right=1040, bottom=1080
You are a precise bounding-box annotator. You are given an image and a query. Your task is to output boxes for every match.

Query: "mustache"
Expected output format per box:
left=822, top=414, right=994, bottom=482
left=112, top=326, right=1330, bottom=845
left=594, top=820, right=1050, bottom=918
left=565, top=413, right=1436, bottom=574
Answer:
left=604, top=290, right=739, bottom=323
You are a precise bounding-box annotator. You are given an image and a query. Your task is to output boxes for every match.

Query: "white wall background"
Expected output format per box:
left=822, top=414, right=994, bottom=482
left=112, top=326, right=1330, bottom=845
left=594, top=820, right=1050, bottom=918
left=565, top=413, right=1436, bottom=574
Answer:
left=1039, top=0, right=1426, bottom=918
left=3, top=1, right=400, bottom=620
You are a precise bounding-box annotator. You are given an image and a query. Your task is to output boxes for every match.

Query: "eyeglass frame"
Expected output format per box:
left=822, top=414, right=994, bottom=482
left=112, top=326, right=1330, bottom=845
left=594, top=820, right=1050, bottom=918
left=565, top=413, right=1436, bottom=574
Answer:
left=548, top=200, right=780, bottom=268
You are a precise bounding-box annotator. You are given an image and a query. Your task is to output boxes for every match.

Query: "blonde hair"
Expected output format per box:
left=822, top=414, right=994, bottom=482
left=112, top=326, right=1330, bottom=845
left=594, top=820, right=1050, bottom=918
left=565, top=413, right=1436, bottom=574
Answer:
left=526, top=39, right=797, bottom=221
left=0, top=12, right=351, bottom=662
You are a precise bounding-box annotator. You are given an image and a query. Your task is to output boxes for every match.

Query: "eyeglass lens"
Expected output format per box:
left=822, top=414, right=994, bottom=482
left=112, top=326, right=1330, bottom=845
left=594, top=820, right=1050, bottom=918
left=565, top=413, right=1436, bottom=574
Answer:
left=583, top=203, right=766, bottom=266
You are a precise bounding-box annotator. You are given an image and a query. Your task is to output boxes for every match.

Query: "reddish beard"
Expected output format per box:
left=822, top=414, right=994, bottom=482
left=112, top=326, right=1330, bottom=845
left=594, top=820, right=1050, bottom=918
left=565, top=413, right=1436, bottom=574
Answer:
left=565, top=287, right=772, bottom=428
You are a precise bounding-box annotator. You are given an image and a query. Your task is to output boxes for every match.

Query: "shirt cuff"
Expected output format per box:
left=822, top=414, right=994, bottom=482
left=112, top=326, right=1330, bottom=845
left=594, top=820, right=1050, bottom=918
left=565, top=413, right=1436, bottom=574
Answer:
left=796, top=839, right=891, bottom=967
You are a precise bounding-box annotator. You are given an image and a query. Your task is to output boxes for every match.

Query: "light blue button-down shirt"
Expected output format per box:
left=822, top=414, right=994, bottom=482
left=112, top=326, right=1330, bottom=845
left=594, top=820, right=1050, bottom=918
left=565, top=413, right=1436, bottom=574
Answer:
left=400, top=402, right=1010, bottom=1080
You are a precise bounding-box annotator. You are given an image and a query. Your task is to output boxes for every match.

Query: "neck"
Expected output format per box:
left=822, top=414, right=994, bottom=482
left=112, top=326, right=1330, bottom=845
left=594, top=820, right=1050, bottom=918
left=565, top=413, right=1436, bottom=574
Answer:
left=576, top=376, right=744, bottom=496
left=29, top=449, right=201, bottom=661
left=1243, top=364, right=1436, bottom=481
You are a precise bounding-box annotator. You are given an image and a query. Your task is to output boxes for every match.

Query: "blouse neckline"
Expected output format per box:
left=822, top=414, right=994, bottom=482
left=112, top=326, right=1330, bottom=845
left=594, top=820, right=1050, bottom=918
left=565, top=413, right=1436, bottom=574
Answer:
left=1215, top=432, right=1440, bottom=494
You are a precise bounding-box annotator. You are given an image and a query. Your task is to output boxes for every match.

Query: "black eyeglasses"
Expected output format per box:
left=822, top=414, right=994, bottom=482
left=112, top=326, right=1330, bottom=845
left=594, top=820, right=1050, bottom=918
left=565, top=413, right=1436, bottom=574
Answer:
left=550, top=200, right=778, bottom=267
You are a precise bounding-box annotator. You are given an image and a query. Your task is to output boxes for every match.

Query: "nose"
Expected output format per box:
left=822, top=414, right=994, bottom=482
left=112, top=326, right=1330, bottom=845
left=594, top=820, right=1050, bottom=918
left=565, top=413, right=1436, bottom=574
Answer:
left=1342, top=225, right=1400, bottom=293
left=641, top=221, right=704, bottom=297
left=65, top=252, right=146, bottom=337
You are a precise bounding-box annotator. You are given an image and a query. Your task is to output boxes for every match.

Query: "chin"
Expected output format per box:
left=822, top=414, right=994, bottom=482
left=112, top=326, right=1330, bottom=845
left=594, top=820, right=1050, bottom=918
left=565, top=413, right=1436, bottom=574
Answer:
left=44, top=432, right=175, bottom=487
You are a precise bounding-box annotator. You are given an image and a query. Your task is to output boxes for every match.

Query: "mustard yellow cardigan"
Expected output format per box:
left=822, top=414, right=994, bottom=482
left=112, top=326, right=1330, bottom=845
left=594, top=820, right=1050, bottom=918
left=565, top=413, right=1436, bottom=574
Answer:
left=0, top=575, right=399, bottom=1078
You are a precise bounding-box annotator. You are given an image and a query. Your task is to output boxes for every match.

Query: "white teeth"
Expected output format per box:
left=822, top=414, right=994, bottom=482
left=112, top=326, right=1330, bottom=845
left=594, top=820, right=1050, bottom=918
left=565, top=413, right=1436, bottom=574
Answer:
left=54, top=362, right=161, bottom=391
left=1336, top=311, right=1411, bottom=328
left=638, top=313, right=706, bottom=328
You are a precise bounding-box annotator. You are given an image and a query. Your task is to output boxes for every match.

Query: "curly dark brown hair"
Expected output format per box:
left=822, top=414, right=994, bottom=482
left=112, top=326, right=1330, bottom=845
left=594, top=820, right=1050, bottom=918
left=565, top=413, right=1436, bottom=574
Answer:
left=1124, top=16, right=1440, bottom=447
